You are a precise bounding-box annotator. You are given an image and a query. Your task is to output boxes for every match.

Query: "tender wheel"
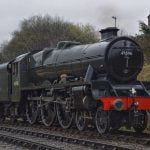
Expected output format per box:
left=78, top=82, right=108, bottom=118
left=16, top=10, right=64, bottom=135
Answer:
left=95, top=107, right=110, bottom=134
left=75, top=111, right=87, bottom=131
left=133, top=111, right=148, bottom=133
left=41, top=101, right=56, bottom=126
left=56, top=102, right=74, bottom=129
left=26, top=100, right=38, bottom=124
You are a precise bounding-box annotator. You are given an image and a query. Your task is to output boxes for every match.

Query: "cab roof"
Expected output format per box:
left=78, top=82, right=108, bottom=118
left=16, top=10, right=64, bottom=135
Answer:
left=13, top=53, right=29, bottom=63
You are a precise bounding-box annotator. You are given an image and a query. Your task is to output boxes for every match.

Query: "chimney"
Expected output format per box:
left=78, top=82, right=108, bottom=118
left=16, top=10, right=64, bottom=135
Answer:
left=100, top=27, right=119, bottom=41
left=148, top=15, right=150, bottom=26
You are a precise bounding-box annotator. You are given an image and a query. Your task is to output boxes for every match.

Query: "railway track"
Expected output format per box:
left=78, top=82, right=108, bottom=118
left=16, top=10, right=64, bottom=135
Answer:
left=0, top=123, right=147, bottom=150
left=12, top=122, right=150, bottom=147
left=0, top=131, right=62, bottom=150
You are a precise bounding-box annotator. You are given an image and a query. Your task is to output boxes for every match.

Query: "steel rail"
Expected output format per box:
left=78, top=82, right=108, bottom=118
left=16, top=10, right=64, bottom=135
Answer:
left=0, top=132, right=62, bottom=150
left=0, top=126, right=134, bottom=150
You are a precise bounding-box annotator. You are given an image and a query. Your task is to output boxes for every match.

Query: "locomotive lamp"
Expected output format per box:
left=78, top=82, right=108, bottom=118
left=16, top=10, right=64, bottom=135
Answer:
left=131, top=88, right=136, bottom=95
left=113, top=99, right=124, bottom=111
left=134, top=101, right=139, bottom=107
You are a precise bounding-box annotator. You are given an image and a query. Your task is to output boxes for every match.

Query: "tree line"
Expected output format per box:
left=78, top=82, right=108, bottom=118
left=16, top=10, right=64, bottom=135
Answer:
left=0, top=15, right=99, bottom=62
left=135, top=21, right=150, bottom=64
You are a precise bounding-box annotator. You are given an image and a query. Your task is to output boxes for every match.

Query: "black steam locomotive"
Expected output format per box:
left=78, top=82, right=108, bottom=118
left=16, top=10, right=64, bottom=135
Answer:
left=0, top=27, right=150, bottom=134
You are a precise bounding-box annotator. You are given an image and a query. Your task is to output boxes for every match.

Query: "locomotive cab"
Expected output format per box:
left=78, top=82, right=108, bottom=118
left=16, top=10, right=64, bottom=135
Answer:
left=0, top=62, right=12, bottom=101
left=11, top=53, right=29, bottom=102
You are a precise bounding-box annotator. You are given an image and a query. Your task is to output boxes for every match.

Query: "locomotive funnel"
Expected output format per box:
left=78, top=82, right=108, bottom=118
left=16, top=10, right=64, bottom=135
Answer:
left=100, top=27, right=119, bottom=40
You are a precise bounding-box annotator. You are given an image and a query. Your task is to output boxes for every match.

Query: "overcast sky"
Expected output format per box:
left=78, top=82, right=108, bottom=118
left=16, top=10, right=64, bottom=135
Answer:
left=0, top=0, right=149, bottom=45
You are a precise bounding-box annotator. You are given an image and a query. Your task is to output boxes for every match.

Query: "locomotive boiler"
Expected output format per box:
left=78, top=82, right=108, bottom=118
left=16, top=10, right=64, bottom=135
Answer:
left=0, top=27, right=150, bottom=134
left=28, top=27, right=143, bottom=85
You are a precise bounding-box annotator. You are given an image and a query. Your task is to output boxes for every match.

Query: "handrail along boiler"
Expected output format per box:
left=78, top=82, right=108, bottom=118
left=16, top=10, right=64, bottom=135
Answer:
left=0, top=27, right=150, bottom=134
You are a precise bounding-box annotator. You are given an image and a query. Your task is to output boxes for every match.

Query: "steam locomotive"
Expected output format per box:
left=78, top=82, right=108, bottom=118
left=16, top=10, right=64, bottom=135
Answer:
left=0, top=27, right=150, bottom=134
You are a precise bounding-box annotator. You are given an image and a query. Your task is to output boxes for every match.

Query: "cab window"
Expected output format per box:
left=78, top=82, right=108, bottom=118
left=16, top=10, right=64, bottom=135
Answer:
left=12, top=63, right=18, bottom=76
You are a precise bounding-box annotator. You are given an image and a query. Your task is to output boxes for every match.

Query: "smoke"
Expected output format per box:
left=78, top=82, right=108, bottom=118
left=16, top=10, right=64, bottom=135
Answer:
left=96, top=3, right=120, bottom=28
left=93, top=0, right=149, bottom=35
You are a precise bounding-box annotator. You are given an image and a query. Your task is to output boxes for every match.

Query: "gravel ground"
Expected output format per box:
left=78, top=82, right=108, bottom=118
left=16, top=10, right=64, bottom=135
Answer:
left=0, top=130, right=93, bottom=150
left=25, top=125, right=148, bottom=150
left=0, top=123, right=149, bottom=150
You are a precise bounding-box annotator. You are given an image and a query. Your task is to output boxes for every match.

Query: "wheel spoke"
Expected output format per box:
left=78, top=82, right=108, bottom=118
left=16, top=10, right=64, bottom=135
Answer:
left=75, top=111, right=86, bottom=131
left=41, top=101, right=56, bottom=126
left=26, top=101, right=38, bottom=124
left=56, top=103, right=74, bottom=129
left=95, top=107, right=110, bottom=134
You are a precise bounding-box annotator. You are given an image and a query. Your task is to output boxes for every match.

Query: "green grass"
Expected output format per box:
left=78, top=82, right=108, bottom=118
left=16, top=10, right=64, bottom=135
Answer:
left=146, top=112, right=150, bottom=133
left=138, top=64, right=150, bottom=81
left=138, top=64, right=150, bottom=133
